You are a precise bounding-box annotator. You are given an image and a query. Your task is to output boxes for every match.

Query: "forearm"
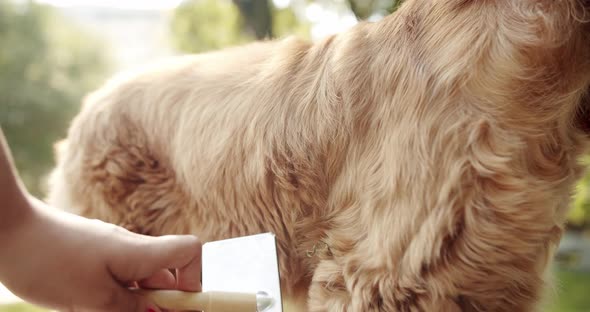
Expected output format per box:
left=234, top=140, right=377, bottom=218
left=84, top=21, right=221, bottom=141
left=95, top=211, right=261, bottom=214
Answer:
left=0, top=127, right=32, bottom=231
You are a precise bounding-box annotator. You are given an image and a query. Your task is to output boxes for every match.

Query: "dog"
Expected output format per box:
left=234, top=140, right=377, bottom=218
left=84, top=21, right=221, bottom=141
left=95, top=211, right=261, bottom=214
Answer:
left=48, top=0, right=590, bottom=311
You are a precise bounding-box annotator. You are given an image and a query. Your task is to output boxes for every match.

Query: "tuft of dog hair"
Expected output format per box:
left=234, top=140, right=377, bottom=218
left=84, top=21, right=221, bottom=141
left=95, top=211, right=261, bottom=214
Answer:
left=48, top=0, right=590, bottom=311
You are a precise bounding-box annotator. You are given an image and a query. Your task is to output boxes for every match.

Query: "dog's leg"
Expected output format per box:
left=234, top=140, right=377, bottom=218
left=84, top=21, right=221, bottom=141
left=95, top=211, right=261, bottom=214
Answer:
left=308, top=260, right=463, bottom=312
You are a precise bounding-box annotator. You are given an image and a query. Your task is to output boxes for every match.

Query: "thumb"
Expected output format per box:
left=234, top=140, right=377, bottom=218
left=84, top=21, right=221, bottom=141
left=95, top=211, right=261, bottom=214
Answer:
left=109, top=234, right=202, bottom=290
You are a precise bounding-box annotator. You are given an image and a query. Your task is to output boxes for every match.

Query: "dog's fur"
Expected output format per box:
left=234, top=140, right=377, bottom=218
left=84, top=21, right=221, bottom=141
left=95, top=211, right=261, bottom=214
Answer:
left=48, top=0, right=590, bottom=311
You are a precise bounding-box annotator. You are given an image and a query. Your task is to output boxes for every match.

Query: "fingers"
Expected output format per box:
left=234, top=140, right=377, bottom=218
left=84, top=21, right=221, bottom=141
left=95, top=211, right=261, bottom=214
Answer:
left=106, top=286, right=161, bottom=312
left=175, top=245, right=202, bottom=291
left=151, top=235, right=202, bottom=272
left=138, top=269, right=176, bottom=289
left=109, top=234, right=202, bottom=289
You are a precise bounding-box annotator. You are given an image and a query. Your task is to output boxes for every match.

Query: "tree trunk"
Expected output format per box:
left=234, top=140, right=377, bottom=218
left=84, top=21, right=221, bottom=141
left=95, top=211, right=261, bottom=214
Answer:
left=232, top=0, right=273, bottom=39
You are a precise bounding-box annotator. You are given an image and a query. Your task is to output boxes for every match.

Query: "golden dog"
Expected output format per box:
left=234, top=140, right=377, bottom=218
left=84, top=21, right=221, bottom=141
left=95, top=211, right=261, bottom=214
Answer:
left=48, top=0, right=590, bottom=311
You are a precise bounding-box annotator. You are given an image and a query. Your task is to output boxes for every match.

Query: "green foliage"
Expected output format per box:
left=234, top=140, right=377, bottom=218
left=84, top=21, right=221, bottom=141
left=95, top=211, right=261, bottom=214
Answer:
left=346, top=0, right=377, bottom=19
left=0, top=1, right=109, bottom=196
left=386, top=0, right=404, bottom=13
left=345, top=0, right=405, bottom=19
left=570, top=157, right=590, bottom=228
left=170, top=0, right=309, bottom=54
left=170, top=0, right=250, bottom=53
left=273, top=7, right=310, bottom=39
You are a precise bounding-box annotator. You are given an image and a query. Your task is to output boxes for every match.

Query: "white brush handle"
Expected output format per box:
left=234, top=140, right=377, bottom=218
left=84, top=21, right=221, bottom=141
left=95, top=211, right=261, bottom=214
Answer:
left=132, top=289, right=258, bottom=312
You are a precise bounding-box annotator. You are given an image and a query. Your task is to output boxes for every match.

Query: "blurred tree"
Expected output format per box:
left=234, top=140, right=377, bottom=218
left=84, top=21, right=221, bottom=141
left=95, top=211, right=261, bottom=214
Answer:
left=346, top=0, right=377, bottom=20
left=386, top=0, right=404, bottom=13
left=171, top=0, right=248, bottom=53
left=344, top=0, right=404, bottom=20
left=171, top=0, right=309, bottom=54
left=232, top=0, right=273, bottom=39
left=0, top=1, right=109, bottom=196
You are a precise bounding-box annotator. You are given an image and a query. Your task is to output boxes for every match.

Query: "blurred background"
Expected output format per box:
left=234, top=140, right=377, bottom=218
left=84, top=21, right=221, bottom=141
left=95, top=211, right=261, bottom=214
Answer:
left=0, top=0, right=588, bottom=311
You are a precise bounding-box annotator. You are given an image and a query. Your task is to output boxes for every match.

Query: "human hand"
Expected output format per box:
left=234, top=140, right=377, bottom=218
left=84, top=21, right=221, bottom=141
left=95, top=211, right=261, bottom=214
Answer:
left=0, top=196, right=202, bottom=312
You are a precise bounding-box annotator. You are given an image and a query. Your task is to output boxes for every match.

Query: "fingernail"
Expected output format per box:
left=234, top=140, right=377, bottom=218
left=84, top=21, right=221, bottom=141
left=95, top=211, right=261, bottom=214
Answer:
left=147, top=308, right=156, bottom=312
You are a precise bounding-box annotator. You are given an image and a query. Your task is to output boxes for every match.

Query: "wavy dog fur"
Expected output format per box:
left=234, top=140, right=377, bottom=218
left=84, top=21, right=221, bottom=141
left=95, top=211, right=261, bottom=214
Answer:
left=48, top=0, right=590, bottom=311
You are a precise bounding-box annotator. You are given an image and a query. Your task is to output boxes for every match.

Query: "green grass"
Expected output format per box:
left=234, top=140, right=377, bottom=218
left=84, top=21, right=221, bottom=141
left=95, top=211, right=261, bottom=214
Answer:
left=546, top=270, right=590, bottom=312
left=1, top=270, right=589, bottom=312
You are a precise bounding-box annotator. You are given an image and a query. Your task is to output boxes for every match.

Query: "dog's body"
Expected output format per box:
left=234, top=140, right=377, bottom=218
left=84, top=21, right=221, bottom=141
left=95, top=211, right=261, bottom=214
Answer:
left=48, top=1, right=590, bottom=311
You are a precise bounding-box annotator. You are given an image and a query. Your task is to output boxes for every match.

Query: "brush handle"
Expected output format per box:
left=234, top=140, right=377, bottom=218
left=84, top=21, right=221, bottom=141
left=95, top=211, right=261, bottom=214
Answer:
left=132, top=289, right=258, bottom=312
